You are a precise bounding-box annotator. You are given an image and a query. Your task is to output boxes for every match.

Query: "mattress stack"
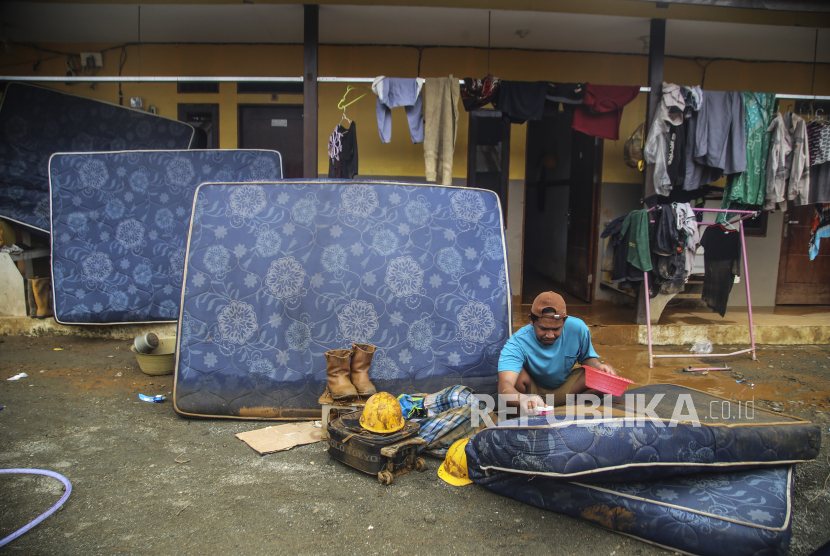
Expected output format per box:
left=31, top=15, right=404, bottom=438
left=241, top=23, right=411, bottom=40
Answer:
left=466, top=384, right=821, bottom=556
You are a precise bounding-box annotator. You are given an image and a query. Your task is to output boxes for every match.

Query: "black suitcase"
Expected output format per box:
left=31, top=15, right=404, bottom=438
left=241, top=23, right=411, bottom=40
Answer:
left=327, top=413, right=428, bottom=484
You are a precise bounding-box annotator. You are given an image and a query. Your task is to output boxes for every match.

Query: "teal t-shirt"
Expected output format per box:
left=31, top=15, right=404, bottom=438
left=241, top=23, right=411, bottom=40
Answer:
left=497, top=318, right=599, bottom=389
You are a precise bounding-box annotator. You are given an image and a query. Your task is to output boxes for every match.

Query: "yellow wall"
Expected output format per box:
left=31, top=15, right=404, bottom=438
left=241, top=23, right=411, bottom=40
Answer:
left=1, top=42, right=829, bottom=184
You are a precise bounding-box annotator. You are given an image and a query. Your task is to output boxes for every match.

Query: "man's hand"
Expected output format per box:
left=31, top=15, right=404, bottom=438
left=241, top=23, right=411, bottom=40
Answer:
left=519, top=394, right=546, bottom=415
left=597, top=362, right=619, bottom=376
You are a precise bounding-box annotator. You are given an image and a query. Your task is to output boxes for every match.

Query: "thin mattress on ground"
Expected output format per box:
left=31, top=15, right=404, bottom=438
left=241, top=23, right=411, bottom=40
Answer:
left=470, top=462, right=794, bottom=556
left=0, top=83, right=195, bottom=234
left=467, top=384, right=820, bottom=482
left=49, top=150, right=283, bottom=324
left=174, top=180, right=512, bottom=419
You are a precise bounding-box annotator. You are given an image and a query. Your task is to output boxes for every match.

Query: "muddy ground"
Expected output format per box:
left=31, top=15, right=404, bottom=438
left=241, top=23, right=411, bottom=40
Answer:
left=1, top=336, right=829, bottom=555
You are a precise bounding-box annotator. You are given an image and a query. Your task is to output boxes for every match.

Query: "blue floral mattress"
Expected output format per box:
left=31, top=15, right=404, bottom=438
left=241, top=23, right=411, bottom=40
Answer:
left=468, top=384, right=819, bottom=482
left=0, top=83, right=195, bottom=234
left=49, top=150, right=283, bottom=324
left=174, top=180, right=511, bottom=419
left=470, top=463, right=794, bottom=556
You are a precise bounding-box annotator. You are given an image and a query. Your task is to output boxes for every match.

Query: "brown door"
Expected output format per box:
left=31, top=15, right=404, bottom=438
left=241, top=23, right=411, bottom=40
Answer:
left=776, top=203, right=830, bottom=304
left=238, top=105, right=303, bottom=178
left=562, top=130, right=602, bottom=302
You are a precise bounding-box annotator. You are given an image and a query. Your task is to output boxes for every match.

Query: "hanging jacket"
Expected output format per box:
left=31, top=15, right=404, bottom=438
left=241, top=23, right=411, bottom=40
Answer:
left=645, top=82, right=686, bottom=195
left=787, top=111, right=811, bottom=206
left=764, top=112, right=792, bottom=211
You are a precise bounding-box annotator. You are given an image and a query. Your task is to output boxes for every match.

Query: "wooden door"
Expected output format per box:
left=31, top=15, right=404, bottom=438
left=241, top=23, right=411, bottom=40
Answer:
left=238, top=105, right=303, bottom=178
left=562, top=130, right=602, bottom=302
left=776, top=203, right=830, bottom=304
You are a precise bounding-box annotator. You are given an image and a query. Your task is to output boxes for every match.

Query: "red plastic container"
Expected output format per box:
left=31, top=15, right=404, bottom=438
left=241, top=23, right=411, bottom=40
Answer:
left=583, top=365, right=634, bottom=396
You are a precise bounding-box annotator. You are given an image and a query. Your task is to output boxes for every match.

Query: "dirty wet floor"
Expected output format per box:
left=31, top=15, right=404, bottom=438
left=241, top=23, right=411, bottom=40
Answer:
left=1, top=336, right=829, bottom=555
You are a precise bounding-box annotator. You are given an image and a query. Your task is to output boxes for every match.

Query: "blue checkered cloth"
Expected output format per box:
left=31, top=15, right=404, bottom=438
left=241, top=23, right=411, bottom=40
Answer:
left=410, top=385, right=495, bottom=457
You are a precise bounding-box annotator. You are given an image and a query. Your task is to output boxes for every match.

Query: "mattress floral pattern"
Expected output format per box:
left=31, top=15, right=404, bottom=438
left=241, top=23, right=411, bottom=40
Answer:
left=0, top=83, right=194, bottom=233
left=174, top=180, right=512, bottom=419
left=49, top=150, right=283, bottom=324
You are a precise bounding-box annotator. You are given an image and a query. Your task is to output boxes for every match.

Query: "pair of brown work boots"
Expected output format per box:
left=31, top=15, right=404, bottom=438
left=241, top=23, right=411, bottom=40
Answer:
left=324, top=343, right=377, bottom=401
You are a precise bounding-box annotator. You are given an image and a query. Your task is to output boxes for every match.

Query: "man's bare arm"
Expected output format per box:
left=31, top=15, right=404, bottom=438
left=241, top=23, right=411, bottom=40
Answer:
left=581, top=356, right=619, bottom=376
left=498, top=371, right=545, bottom=414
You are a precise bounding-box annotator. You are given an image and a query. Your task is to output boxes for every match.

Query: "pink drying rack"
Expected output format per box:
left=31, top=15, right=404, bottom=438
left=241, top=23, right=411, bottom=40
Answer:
left=644, top=206, right=759, bottom=369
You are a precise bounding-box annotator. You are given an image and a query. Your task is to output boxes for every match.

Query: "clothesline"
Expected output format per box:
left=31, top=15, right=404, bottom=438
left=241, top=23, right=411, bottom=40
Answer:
left=3, top=75, right=830, bottom=100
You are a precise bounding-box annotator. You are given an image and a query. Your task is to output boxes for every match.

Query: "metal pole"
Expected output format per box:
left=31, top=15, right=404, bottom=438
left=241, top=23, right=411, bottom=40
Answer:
left=739, top=219, right=757, bottom=360
left=644, top=271, right=653, bottom=368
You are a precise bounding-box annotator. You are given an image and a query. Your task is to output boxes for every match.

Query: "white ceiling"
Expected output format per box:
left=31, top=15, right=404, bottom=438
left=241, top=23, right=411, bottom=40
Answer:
left=1, top=2, right=828, bottom=63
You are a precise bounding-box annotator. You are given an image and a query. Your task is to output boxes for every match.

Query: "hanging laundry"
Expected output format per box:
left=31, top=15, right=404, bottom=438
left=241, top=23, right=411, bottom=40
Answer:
left=460, top=75, right=500, bottom=111
left=765, top=111, right=811, bottom=210
left=680, top=85, right=702, bottom=113
left=649, top=205, right=686, bottom=296
left=546, top=83, right=585, bottom=105
left=807, top=120, right=830, bottom=166
left=423, top=75, right=460, bottom=186
left=809, top=161, right=830, bottom=204
left=644, top=82, right=686, bottom=195
left=720, top=92, right=774, bottom=208
left=700, top=223, right=742, bottom=317
left=493, top=81, right=548, bottom=124
left=372, top=76, right=425, bottom=144
left=809, top=203, right=830, bottom=261
left=620, top=209, right=653, bottom=272
left=674, top=202, right=700, bottom=279
left=572, top=84, right=640, bottom=141
left=764, top=112, right=793, bottom=211
left=786, top=111, right=811, bottom=206
left=600, top=215, right=627, bottom=272
left=328, top=121, right=359, bottom=179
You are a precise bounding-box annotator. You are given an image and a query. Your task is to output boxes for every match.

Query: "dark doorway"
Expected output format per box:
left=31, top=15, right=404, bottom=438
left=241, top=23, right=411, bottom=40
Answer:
left=467, top=110, right=510, bottom=220
left=522, top=105, right=602, bottom=304
left=178, top=104, right=218, bottom=149
left=238, top=105, right=304, bottom=178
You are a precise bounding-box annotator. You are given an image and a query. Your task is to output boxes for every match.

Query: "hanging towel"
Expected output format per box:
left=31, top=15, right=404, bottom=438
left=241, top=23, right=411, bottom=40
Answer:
left=572, top=84, right=640, bottom=141
left=373, top=76, right=425, bottom=144
left=721, top=92, right=774, bottom=208
left=493, top=81, right=548, bottom=124
left=620, top=209, right=653, bottom=272
left=424, top=75, right=460, bottom=185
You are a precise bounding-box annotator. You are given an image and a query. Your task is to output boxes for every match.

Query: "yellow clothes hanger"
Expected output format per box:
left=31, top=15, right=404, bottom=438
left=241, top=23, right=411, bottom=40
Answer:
left=338, top=85, right=369, bottom=110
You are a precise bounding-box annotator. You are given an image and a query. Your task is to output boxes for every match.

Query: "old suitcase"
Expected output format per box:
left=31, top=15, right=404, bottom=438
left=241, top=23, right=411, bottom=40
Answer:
left=327, top=413, right=428, bottom=485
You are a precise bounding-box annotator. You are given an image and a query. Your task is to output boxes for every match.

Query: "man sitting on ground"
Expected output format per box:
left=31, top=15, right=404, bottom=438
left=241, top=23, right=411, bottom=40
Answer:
left=498, top=291, right=621, bottom=414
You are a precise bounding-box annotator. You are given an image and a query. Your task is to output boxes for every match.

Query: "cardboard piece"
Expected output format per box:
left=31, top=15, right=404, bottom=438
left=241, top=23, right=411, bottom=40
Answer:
left=235, top=422, right=323, bottom=455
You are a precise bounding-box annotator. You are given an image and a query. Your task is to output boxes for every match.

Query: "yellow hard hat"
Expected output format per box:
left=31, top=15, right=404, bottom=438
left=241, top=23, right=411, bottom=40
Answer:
left=438, top=438, right=473, bottom=487
left=359, top=392, right=405, bottom=434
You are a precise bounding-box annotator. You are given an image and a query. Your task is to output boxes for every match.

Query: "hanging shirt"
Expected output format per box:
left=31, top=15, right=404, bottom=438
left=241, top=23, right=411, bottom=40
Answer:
left=493, top=81, right=548, bottom=124
left=328, top=121, right=359, bottom=179
left=644, top=83, right=686, bottom=195
left=764, top=112, right=793, bottom=210
left=809, top=162, right=830, bottom=204
left=787, top=111, right=811, bottom=206
left=807, top=121, right=830, bottom=166
left=700, top=224, right=742, bottom=317
left=721, top=92, right=775, bottom=208
left=572, top=84, right=640, bottom=141
left=373, top=76, right=425, bottom=144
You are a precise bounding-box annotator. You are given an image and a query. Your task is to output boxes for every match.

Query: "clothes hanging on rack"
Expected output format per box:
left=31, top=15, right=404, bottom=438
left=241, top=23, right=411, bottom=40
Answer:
left=328, top=121, right=359, bottom=179
left=423, top=76, right=460, bottom=185
left=460, top=75, right=500, bottom=111
left=787, top=111, right=811, bottom=206
left=373, top=76, right=425, bottom=144
left=620, top=209, right=653, bottom=272
left=809, top=161, right=830, bottom=204
left=650, top=204, right=686, bottom=296
left=644, top=82, right=686, bottom=195
left=674, top=202, right=700, bottom=278
left=764, top=112, right=793, bottom=210
left=493, top=81, right=548, bottom=124
left=807, top=120, right=830, bottom=166
left=572, top=84, right=640, bottom=141
left=809, top=203, right=830, bottom=260
left=700, top=223, right=742, bottom=317
left=546, top=83, right=585, bottom=106
left=721, top=91, right=774, bottom=208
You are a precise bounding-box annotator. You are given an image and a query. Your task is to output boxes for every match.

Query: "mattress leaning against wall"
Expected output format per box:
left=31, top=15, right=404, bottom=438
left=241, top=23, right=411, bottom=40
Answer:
left=48, top=150, right=283, bottom=324
left=174, top=180, right=512, bottom=419
left=0, top=82, right=195, bottom=234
